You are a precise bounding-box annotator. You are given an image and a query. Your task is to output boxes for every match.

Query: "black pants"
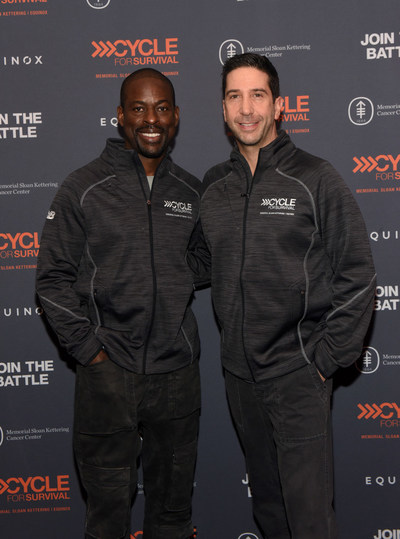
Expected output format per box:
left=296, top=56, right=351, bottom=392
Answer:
left=225, top=363, right=338, bottom=539
left=73, top=359, right=200, bottom=539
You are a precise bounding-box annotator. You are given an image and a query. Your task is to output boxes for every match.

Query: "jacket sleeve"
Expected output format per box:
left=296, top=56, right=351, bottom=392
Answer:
left=185, top=177, right=211, bottom=289
left=312, top=162, right=376, bottom=378
left=36, top=178, right=103, bottom=365
left=186, top=219, right=211, bottom=289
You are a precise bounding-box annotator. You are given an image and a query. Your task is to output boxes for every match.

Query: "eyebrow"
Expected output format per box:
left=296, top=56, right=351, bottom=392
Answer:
left=225, top=88, right=268, bottom=95
left=128, top=99, right=171, bottom=106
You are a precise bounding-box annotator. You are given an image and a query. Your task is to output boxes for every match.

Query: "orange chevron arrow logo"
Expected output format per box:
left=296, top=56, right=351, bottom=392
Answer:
left=353, top=154, right=400, bottom=173
left=353, top=156, right=379, bottom=173
left=357, top=403, right=381, bottom=419
left=358, top=402, right=400, bottom=420
left=91, top=40, right=117, bottom=57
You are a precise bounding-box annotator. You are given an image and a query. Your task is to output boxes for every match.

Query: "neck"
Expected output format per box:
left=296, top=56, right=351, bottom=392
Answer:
left=138, top=154, right=164, bottom=176
left=237, top=144, right=260, bottom=176
left=237, top=131, right=280, bottom=176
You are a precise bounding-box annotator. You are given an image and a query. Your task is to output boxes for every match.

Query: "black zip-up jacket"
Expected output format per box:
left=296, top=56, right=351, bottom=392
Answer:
left=201, top=131, right=376, bottom=382
left=36, top=138, right=207, bottom=374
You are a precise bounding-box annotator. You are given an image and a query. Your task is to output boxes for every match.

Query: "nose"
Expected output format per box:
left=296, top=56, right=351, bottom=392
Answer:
left=240, top=95, right=253, bottom=116
left=143, top=106, right=158, bottom=125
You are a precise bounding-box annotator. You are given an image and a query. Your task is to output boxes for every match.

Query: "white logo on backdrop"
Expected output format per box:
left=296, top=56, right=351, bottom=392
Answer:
left=373, top=530, right=400, bottom=539
left=356, top=346, right=380, bottom=374
left=348, top=97, right=374, bottom=126
left=365, top=476, right=396, bottom=487
left=86, top=0, right=110, bottom=9
left=219, top=39, right=245, bottom=65
left=2, top=56, right=43, bottom=67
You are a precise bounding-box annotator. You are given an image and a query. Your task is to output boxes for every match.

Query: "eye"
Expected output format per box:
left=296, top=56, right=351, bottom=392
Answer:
left=132, top=106, right=144, bottom=112
left=157, top=106, right=169, bottom=112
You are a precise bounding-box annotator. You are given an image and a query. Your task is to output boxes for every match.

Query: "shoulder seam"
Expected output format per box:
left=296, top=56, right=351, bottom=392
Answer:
left=168, top=171, right=201, bottom=198
left=203, top=171, right=233, bottom=197
left=80, top=175, right=116, bottom=206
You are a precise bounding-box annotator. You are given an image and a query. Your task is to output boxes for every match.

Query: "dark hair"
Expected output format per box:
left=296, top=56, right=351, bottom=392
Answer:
left=120, top=68, right=176, bottom=108
left=222, top=53, right=280, bottom=100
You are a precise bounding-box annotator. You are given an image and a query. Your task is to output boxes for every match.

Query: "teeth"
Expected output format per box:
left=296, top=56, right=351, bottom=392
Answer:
left=142, top=133, right=160, bottom=137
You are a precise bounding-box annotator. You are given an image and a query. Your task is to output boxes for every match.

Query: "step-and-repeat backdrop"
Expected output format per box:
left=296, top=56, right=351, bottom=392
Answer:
left=1, top=1, right=399, bottom=538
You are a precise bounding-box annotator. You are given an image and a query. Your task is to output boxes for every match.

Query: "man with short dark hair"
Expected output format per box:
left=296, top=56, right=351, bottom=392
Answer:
left=36, top=68, right=205, bottom=539
left=200, top=53, right=376, bottom=538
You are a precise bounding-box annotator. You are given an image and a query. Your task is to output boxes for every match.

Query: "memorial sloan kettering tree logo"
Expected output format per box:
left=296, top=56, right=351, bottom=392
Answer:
left=219, top=37, right=311, bottom=64
left=348, top=96, right=400, bottom=129
left=219, top=39, right=245, bottom=64
left=86, top=0, right=110, bottom=8
left=348, top=97, right=374, bottom=126
left=356, top=346, right=380, bottom=374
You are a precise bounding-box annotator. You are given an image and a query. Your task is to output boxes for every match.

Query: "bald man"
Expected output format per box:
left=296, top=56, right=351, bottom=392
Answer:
left=36, top=69, right=206, bottom=539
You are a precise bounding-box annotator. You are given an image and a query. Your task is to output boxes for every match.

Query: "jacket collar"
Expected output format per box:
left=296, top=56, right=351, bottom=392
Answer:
left=231, top=130, right=296, bottom=172
left=102, top=138, right=172, bottom=178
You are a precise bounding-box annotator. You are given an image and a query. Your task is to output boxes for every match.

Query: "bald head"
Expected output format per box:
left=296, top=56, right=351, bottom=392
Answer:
left=120, top=68, right=176, bottom=108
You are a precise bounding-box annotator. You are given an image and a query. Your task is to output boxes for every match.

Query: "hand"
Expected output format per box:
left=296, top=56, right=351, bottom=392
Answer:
left=89, top=349, right=109, bottom=365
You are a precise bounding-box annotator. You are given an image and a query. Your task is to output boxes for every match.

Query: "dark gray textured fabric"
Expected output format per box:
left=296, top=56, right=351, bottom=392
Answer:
left=36, top=138, right=203, bottom=373
left=74, top=359, right=200, bottom=539
left=201, top=131, right=376, bottom=381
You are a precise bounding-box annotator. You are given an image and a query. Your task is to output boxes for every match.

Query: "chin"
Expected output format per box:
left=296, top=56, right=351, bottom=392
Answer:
left=141, top=149, right=165, bottom=159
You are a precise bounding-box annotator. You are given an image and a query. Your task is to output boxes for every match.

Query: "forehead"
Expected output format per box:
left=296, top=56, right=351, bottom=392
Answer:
left=124, top=76, right=174, bottom=103
left=225, top=67, right=270, bottom=94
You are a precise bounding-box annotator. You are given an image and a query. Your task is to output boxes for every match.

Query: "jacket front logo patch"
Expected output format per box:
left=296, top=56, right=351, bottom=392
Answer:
left=164, top=200, right=193, bottom=219
left=260, top=197, right=296, bottom=216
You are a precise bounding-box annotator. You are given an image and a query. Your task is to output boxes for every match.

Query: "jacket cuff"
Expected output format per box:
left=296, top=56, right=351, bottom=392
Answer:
left=81, top=344, right=105, bottom=366
left=313, top=340, right=340, bottom=379
left=69, top=334, right=104, bottom=366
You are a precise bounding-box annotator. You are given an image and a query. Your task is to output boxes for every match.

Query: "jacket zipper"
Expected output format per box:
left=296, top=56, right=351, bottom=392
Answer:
left=239, top=159, right=258, bottom=383
left=133, top=158, right=159, bottom=375
left=142, top=192, right=157, bottom=374
left=132, top=160, right=159, bottom=375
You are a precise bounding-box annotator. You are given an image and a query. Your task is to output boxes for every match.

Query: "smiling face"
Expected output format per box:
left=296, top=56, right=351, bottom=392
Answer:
left=223, top=66, right=283, bottom=152
left=117, top=75, right=179, bottom=175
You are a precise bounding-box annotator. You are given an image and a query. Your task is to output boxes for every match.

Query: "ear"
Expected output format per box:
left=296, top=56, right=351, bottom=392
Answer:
left=274, top=96, right=284, bottom=120
left=117, top=105, right=124, bottom=127
left=222, top=100, right=227, bottom=122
